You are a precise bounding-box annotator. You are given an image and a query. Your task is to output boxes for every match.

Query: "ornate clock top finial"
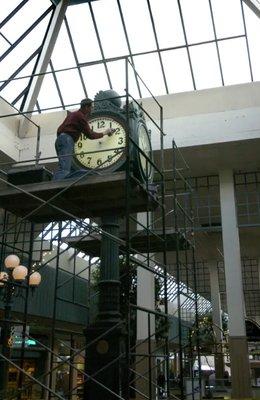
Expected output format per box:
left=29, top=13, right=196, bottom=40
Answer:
left=93, top=90, right=123, bottom=113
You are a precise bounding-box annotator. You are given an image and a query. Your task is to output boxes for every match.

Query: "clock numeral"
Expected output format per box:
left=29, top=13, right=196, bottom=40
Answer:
left=114, top=149, right=120, bottom=154
left=87, top=157, right=92, bottom=165
left=98, top=121, right=105, bottom=129
left=118, top=137, right=124, bottom=145
left=78, top=142, right=82, bottom=148
left=79, top=133, right=88, bottom=140
left=79, top=152, right=84, bottom=159
left=115, top=128, right=121, bottom=134
left=97, top=159, right=102, bottom=166
left=107, top=155, right=113, bottom=162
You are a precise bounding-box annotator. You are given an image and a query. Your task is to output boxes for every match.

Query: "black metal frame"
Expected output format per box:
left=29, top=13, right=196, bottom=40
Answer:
left=0, top=58, right=201, bottom=400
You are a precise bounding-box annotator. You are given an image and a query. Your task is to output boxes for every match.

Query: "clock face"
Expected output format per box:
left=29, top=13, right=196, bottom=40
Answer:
left=74, top=116, right=126, bottom=170
left=138, top=123, right=153, bottom=181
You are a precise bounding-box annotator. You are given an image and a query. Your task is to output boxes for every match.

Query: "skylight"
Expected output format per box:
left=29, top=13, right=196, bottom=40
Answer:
left=0, top=0, right=259, bottom=113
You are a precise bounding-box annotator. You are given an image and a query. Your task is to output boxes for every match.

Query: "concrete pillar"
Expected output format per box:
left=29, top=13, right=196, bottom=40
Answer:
left=208, top=262, right=224, bottom=381
left=258, top=258, right=260, bottom=293
left=135, top=212, right=156, bottom=400
left=19, top=0, right=69, bottom=138
left=135, top=267, right=156, bottom=400
left=136, top=213, right=155, bottom=339
left=219, top=170, right=252, bottom=398
left=136, top=266, right=155, bottom=340
left=256, top=258, right=260, bottom=328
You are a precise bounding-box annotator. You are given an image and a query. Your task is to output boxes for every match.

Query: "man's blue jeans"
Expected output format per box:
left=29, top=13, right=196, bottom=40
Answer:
left=53, top=133, right=77, bottom=180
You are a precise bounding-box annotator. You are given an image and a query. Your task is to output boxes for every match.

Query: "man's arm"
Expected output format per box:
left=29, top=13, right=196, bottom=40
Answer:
left=81, top=117, right=114, bottom=139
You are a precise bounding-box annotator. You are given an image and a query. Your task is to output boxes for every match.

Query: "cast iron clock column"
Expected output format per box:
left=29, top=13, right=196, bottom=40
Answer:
left=82, top=90, right=153, bottom=399
left=84, top=215, right=125, bottom=400
left=83, top=91, right=127, bottom=400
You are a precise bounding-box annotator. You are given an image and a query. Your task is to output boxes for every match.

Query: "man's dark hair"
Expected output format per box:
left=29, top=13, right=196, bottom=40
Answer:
left=80, top=98, right=93, bottom=108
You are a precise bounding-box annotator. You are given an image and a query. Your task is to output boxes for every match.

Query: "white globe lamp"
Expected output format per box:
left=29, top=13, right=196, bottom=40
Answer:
left=12, top=265, right=28, bottom=282
left=4, top=254, right=20, bottom=270
left=0, top=271, right=8, bottom=286
left=29, top=271, right=42, bottom=287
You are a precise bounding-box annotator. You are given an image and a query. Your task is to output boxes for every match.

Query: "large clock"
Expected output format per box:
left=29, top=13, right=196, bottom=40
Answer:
left=135, top=122, right=154, bottom=182
left=74, top=114, right=127, bottom=172
left=73, top=104, right=154, bottom=184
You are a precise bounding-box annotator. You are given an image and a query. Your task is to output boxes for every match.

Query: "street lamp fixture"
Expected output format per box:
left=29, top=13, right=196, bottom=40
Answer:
left=0, top=254, right=42, bottom=287
left=0, top=254, right=42, bottom=395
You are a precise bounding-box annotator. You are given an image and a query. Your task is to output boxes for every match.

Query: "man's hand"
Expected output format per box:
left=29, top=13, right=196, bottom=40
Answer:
left=104, top=128, right=116, bottom=136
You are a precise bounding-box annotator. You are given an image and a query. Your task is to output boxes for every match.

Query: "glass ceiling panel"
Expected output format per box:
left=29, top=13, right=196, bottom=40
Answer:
left=14, top=97, right=23, bottom=110
left=189, top=43, right=222, bottom=90
left=161, top=49, right=193, bottom=93
left=1, top=0, right=50, bottom=43
left=149, top=0, right=185, bottom=48
left=0, top=59, right=35, bottom=104
left=127, top=62, right=142, bottom=100
left=211, top=0, right=244, bottom=38
left=218, top=37, right=251, bottom=85
left=244, top=3, right=260, bottom=81
left=0, top=35, right=9, bottom=55
left=91, top=0, right=128, bottom=58
left=51, top=22, right=77, bottom=70
left=133, top=53, right=166, bottom=97
left=37, top=66, right=63, bottom=110
left=0, top=18, right=48, bottom=81
left=119, top=0, right=157, bottom=54
left=66, top=3, right=102, bottom=63
left=0, top=0, right=26, bottom=23
left=55, top=69, right=86, bottom=107
left=107, top=59, right=127, bottom=98
left=80, top=64, right=110, bottom=101
left=180, top=0, right=215, bottom=44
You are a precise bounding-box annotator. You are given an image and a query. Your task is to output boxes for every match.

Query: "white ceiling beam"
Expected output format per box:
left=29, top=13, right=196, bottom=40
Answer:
left=18, top=0, right=69, bottom=138
left=242, top=0, right=260, bottom=18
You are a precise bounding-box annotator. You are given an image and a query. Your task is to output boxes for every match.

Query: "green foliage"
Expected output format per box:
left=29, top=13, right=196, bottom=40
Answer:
left=190, top=313, right=228, bottom=354
left=155, top=307, right=170, bottom=341
left=90, top=257, right=168, bottom=343
left=90, top=266, right=101, bottom=288
left=154, top=278, right=170, bottom=341
left=90, top=255, right=137, bottom=344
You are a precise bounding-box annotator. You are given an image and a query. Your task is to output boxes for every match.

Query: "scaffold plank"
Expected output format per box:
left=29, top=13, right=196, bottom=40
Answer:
left=0, top=172, right=158, bottom=222
left=66, top=229, right=190, bottom=256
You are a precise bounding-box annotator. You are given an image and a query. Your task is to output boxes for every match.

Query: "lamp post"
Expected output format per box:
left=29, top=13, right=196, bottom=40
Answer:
left=0, top=254, right=41, bottom=394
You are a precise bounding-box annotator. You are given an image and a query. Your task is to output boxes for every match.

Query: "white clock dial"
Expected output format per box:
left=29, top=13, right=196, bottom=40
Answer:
left=138, top=124, right=153, bottom=180
left=74, top=116, right=126, bottom=170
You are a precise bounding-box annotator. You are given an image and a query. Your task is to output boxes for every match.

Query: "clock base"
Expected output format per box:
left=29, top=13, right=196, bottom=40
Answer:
left=84, top=321, right=126, bottom=400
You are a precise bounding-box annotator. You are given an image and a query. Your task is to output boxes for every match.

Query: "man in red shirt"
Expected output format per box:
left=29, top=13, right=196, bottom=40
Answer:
left=53, top=98, right=114, bottom=180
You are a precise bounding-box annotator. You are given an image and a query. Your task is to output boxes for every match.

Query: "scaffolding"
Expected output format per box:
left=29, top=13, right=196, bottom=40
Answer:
left=0, top=58, right=201, bottom=400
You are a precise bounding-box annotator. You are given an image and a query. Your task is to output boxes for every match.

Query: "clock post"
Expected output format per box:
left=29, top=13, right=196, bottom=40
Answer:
left=84, top=214, right=125, bottom=400
left=81, top=89, right=153, bottom=399
left=83, top=91, right=127, bottom=400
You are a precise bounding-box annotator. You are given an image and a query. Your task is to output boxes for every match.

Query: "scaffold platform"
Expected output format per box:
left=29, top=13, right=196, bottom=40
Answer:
left=0, top=172, right=159, bottom=223
left=66, top=228, right=189, bottom=256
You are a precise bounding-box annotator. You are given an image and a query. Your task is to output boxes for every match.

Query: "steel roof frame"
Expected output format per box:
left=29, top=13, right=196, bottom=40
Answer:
left=0, top=0, right=256, bottom=113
